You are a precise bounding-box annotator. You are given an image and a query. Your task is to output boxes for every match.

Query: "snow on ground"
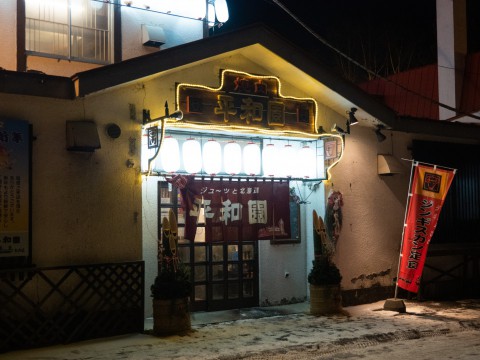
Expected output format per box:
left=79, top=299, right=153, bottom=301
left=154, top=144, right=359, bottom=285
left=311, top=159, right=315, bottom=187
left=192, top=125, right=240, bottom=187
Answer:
left=2, top=299, right=480, bottom=360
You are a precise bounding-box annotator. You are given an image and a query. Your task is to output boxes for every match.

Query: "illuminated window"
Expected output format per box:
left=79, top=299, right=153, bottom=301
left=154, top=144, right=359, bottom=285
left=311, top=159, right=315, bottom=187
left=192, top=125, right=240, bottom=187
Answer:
left=25, top=0, right=114, bottom=64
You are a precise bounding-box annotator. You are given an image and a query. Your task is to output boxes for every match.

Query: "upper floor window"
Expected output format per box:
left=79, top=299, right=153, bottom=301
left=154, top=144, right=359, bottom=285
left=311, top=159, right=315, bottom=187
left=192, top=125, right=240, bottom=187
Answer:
left=25, top=0, right=113, bottom=64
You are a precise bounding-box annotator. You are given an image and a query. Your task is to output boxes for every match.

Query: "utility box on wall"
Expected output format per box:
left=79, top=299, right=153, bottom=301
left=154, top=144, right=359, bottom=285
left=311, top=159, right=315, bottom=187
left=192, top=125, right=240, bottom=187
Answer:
left=66, top=120, right=101, bottom=152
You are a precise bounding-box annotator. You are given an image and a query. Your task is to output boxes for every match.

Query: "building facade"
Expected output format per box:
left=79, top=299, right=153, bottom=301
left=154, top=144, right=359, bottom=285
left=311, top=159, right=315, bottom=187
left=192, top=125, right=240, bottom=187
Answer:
left=1, top=0, right=479, bottom=353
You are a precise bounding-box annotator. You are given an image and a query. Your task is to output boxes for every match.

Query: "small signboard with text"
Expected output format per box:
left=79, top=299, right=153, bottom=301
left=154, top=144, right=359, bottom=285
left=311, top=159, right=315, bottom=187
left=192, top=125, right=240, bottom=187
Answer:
left=0, top=119, right=31, bottom=262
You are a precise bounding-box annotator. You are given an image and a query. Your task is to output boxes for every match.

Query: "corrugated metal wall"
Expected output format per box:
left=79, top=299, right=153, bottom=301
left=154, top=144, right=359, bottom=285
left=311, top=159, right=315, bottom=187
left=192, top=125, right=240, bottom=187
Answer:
left=412, top=140, right=480, bottom=244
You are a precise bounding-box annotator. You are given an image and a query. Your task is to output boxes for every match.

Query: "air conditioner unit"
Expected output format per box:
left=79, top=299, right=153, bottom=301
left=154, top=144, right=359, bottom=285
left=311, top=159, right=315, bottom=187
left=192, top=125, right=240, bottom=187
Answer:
left=142, top=25, right=166, bottom=47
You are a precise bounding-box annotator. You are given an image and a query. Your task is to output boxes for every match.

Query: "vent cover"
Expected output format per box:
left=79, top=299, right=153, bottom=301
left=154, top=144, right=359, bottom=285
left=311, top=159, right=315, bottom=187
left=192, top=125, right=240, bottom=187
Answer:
left=142, top=25, right=166, bottom=47
left=66, top=121, right=101, bottom=152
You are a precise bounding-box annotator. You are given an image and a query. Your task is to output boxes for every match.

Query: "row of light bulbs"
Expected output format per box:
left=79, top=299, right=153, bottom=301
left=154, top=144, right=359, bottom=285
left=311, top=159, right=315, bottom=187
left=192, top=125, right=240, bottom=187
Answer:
left=154, top=136, right=320, bottom=179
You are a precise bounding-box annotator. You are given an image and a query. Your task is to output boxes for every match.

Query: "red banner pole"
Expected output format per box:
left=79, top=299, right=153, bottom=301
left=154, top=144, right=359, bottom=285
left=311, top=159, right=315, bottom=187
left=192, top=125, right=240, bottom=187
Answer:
left=393, top=160, right=417, bottom=299
left=397, top=161, right=456, bottom=293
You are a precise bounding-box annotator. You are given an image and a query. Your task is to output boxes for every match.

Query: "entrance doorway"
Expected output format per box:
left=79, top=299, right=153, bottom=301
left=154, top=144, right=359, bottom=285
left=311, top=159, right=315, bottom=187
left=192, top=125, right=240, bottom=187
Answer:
left=159, top=181, right=259, bottom=312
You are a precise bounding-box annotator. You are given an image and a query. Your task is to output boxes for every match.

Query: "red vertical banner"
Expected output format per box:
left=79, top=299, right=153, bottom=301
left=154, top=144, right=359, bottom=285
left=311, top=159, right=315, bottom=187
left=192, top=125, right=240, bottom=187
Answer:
left=397, top=163, right=456, bottom=293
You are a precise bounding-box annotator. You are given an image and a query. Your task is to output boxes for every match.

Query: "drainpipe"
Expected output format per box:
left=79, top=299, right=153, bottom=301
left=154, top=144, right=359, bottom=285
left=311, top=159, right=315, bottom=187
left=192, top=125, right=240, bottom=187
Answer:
left=436, top=0, right=467, bottom=120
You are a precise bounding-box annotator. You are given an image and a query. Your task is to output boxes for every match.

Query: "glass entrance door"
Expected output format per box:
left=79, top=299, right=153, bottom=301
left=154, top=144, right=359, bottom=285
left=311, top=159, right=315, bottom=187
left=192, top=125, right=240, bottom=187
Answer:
left=178, top=241, right=259, bottom=312
left=159, top=181, right=259, bottom=312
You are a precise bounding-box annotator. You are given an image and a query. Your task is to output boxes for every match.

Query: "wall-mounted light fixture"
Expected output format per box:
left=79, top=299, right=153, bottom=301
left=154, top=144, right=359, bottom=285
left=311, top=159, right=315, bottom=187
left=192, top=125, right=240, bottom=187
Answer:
left=143, top=106, right=183, bottom=125
left=348, top=107, right=359, bottom=126
left=346, top=107, right=359, bottom=133
left=143, top=101, right=184, bottom=174
left=332, top=107, right=359, bottom=136
left=331, top=123, right=346, bottom=134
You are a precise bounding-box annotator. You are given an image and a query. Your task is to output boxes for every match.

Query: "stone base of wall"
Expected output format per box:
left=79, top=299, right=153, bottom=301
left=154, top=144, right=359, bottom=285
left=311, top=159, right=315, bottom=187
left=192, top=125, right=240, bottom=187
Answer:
left=341, top=286, right=398, bottom=307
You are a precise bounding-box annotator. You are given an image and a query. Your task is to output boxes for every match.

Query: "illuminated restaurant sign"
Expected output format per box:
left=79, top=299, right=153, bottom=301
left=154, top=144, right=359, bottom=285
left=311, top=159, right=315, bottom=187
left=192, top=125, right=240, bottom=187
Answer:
left=176, top=69, right=317, bottom=134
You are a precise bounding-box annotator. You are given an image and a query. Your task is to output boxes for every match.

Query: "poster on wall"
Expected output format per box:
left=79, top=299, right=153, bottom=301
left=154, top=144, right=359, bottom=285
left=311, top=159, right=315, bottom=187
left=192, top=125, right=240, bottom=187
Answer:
left=397, top=162, right=456, bottom=293
left=169, top=176, right=291, bottom=242
left=0, top=119, right=30, bottom=258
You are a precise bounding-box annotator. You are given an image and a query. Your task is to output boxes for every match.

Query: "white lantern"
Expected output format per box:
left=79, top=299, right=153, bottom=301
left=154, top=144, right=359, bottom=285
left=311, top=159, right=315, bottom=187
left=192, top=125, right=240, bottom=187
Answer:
left=281, top=144, right=296, bottom=178
left=182, top=138, right=202, bottom=174
left=203, top=139, right=222, bottom=175
left=243, top=142, right=261, bottom=175
left=262, top=143, right=277, bottom=177
left=298, top=144, right=317, bottom=178
left=223, top=141, right=242, bottom=175
left=160, top=136, right=180, bottom=173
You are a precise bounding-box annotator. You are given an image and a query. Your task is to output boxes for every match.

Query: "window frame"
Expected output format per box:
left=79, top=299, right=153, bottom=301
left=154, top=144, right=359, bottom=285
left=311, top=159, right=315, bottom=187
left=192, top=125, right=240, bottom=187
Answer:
left=24, top=0, right=114, bottom=65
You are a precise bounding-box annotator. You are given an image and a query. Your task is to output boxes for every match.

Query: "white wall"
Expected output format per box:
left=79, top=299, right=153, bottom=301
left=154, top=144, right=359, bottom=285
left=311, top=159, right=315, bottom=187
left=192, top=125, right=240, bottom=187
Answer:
left=327, top=126, right=409, bottom=292
left=142, top=175, right=160, bottom=317
left=258, top=181, right=325, bottom=305
left=0, top=90, right=143, bottom=266
left=121, top=6, right=204, bottom=61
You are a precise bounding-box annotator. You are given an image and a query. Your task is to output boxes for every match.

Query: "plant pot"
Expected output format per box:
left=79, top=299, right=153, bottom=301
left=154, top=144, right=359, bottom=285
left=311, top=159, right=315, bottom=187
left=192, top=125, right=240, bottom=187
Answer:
left=309, top=284, right=342, bottom=316
left=152, top=297, right=191, bottom=336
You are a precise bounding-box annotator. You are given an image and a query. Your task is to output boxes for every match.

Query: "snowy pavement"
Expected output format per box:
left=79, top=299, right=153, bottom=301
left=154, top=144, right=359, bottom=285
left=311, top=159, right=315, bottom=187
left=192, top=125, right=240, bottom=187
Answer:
left=2, top=299, right=480, bottom=360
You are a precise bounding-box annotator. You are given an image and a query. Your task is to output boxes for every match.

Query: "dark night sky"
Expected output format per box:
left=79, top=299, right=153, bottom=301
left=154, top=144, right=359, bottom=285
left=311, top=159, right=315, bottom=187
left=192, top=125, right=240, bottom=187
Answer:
left=213, top=0, right=480, bottom=81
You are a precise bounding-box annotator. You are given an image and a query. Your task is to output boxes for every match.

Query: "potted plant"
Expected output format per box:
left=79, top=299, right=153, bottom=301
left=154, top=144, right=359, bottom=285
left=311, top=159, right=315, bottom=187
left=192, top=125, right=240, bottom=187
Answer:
left=151, top=209, right=192, bottom=336
left=308, top=210, right=343, bottom=315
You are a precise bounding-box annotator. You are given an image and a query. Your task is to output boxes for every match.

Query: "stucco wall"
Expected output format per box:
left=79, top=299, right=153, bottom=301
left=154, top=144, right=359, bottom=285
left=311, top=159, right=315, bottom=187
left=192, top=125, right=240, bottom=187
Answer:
left=0, top=0, right=17, bottom=71
left=327, top=126, right=409, bottom=292
left=26, top=56, right=101, bottom=77
left=0, top=92, right=142, bottom=266
left=258, top=182, right=325, bottom=305
left=328, top=126, right=477, bottom=296
left=142, top=176, right=159, bottom=316
left=120, top=7, right=204, bottom=61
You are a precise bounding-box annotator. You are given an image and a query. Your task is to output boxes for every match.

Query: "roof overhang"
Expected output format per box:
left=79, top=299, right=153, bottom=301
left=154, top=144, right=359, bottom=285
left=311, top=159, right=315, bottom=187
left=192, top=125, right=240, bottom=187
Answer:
left=2, top=24, right=480, bottom=140
left=72, top=24, right=396, bottom=129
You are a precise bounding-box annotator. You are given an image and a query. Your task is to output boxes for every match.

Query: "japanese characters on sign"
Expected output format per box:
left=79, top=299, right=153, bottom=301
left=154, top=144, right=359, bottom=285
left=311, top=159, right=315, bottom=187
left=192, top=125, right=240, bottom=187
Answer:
left=177, top=70, right=317, bottom=134
left=0, top=119, right=30, bottom=258
left=397, top=163, right=455, bottom=293
left=171, top=176, right=291, bottom=242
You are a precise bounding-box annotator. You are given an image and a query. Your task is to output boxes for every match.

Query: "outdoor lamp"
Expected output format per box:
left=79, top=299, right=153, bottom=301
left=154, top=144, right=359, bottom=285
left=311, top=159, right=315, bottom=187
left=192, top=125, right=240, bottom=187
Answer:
left=331, top=123, right=346, bottom=134
left=243, top=142, right=261, bottom=175
left=182, top=138, right=202, bottom=174
left=214, top=0, right=229, bottom=23
left=224, top=140, right=242, bottom=175
left=203, top=139, right=222, bottom=175
left=160, top=136, right=180, bottom=173
left=348, top=107, right=359, bottom=126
